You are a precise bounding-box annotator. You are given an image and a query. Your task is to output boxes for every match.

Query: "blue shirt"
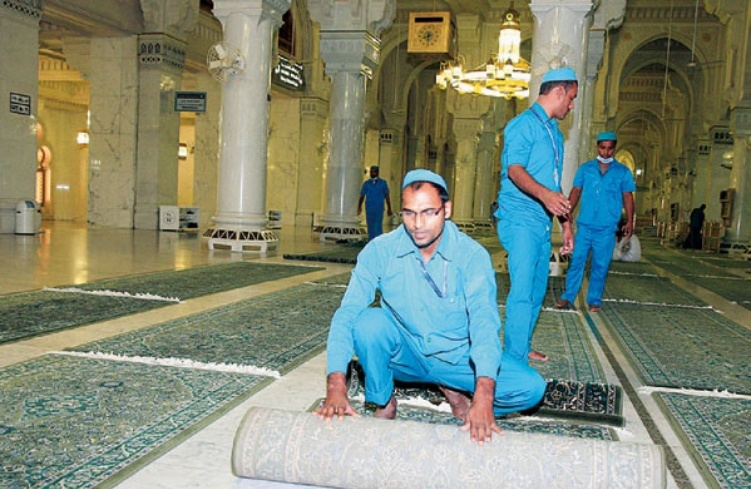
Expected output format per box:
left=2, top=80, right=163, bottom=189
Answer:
left=573, top=159, right=636, bottom=231
left=360, top=178, right=390, bottom=211
left=326, top=221, right=502, bottom=379
left=497, top=103, right=564, bottom=226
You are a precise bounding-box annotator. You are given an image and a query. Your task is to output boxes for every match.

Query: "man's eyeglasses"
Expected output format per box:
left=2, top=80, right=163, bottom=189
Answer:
left=399, top=207, right=444, bottom=220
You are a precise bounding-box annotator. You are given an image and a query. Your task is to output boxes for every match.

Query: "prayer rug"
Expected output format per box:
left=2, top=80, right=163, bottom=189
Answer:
left=67, top=281, right=346, bottom=375
left=643, top=247, right=739, bottom=279
left=677, top=275, right=751, bottom=310
left=345, top=366, right=622, bottom=427
left=655, top=393, right=751, bottom=489
left=314, top=399, right=616, bottom=441
left=0, top=354, right=270, bottom=489
left=602, top=275, right=708, bottom=306
left=283, top=242, right=365, bottom=265
left=0, top=262, right=323, bottom=344
left=601, top=303, right=751, bottom=393
left=496, top=273, right=566, bottom=306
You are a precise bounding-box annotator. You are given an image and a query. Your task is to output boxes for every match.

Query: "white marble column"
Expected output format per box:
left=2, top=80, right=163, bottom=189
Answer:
left=528, top=0, right=594, bottom=194
left=451, top=119, right=482, bottom=231
left=728, top=110, right=751, bottom=241
left=308, top=0, right=394, bottom=241
left=206, top=0, right=290, bottom=252
left=473, top=132, right=497, bottom=229
left=0, top=1, right=42, bottom=232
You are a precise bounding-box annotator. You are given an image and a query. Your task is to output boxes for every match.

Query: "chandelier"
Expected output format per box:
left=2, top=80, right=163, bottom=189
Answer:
left=435, top=3, right=530, bottom=99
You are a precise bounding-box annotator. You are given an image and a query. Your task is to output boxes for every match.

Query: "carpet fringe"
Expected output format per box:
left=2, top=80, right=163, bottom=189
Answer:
left=638, top=386, right=751, bottom=400
left=498, top=303, right=580, bottom=314
left=44, top=286, right=182, bottom=303
left=303, top=282, right=348, bottom=288
left=608, top=271, right=660, bottom=277
left=602, top=298, right=717, bottom=310
left=50, top=350, right=281, bottom=378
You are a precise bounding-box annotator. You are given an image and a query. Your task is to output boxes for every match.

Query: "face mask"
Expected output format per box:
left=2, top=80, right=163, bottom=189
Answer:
left=597, top=156, right=613, bottom=164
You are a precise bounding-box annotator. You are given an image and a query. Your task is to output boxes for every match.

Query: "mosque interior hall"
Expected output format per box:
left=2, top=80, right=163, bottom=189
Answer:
left=0, top=0, right=750, bottom=488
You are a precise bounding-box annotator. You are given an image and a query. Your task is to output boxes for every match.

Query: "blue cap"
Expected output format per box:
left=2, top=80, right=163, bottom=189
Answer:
left=541, top=67, right=578, bottom=84
left=597, top=131, right=617, bottom=142
left=402, top=169, right=448, bottom=192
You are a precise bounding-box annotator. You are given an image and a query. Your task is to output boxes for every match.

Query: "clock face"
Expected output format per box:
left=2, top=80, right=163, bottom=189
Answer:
left=417, top=24, right=442, bottom=47
left=163, top=211, right=176, bottom=224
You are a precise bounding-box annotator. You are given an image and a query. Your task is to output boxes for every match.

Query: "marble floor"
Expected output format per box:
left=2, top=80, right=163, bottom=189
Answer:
left=1, top=221, right=746, bottom=488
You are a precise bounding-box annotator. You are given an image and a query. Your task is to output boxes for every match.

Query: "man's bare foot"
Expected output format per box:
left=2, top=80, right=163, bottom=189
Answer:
left=438, top=386, right=471, bottom=421
left=374, top=395, right=397, bottom=419
left=554, top=299, right=573, bottom=309
left=528, top=350, right=549, bottom=362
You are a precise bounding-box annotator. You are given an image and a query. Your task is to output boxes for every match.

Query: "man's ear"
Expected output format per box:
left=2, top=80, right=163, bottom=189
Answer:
left=444, top=200, right=453, bottom=219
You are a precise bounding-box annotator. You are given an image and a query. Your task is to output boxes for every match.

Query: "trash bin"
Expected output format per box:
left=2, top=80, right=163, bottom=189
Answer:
left=15, top=200, right=40, bottom=235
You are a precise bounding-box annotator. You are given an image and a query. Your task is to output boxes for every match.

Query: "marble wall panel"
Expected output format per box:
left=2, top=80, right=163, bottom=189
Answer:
left=267, top=99, right=301, bottom=224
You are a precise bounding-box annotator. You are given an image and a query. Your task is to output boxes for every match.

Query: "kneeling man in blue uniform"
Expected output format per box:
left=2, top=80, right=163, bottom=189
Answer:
left=316, top=169, right=546, bottom=443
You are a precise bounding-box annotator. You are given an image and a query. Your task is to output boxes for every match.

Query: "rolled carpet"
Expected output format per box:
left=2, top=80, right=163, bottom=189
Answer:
left=232, top=408, right=665, bottom=488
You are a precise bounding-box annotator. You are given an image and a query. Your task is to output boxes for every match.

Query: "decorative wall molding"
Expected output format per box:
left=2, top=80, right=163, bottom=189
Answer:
left=138, top=34, right=187, bottom=71
left=1, top=0, right=42, bottom=20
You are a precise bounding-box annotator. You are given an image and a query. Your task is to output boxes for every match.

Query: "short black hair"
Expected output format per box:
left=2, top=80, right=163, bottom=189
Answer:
left=539, top=80, right=578, bottom=96
left=405, top=181, right=449, bottom=203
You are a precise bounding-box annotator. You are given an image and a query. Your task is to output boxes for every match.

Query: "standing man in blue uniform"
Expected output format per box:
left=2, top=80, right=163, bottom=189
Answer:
left=358, top=166, right=393, bottom=241
left=495, top=67, right=578, bottom=364
left=555, top=131, right=635, bottom=313
left=317, top=169, right=546, bottom=443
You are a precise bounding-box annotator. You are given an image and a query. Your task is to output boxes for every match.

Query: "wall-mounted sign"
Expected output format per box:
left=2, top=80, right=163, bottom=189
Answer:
left=174, top=91, right=207, bottom=112
left=10, top=93, right=31, bottom=115
left=272, top=55, right=305, bottom=91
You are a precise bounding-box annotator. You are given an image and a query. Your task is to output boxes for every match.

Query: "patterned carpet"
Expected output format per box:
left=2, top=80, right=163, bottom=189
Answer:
left=496, top=273, right=567, bottom=306
left=283, top=242, right=365, bottom=264
left=603, top=275, right=708, bottom=306
left=0, top=262, right=323, bottom=344
left=0, top=355, right=270, bottom=489
left=67, top=281, right=347, bottom=375
left=655, top=393, right=751, bottom=489
left=601, top=303, right=751, bottom=393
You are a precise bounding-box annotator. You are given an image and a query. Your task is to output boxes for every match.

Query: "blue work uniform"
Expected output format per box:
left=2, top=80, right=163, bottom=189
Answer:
left=560, top=159, right=636, bottom=307
left=326, top=221, right=546, bottom=415
left=360, top=178, right=390, bottom=240
left=495, top=103, right=564, bottom=364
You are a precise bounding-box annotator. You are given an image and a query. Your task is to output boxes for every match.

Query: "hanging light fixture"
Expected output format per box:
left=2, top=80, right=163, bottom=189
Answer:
left=435, top=2, right=530, bottom=99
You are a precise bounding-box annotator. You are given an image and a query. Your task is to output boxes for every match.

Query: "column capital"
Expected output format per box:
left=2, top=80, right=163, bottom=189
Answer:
left=213, top=0, right=291, bottom=27
left=529, top=0, right=594, bottom=17
left=1, top=0, right=41, bottom=20
left=730, top=107, right=751, bottom=138
left=138, top=34, right=187, bottom=72
left=140, top=0, right=199, bottom=41
left=308, top=0, right=395, bottom=37
left=320, top=31, right=381, bottom=76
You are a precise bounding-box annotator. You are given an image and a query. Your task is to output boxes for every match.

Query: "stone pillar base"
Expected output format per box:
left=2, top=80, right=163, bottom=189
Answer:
left=203, top=227, right=279, bottom=253
left=313, top=224, right=366, bottom=243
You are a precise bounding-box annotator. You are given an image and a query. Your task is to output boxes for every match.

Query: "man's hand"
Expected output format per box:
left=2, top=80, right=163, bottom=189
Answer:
left=314, top=372, right=359, bottom=421
left=622, top=222, right=633, bottom=240
left=541, top=189, right=571, bottom=217
left=460, top=377, right=502, bottom=444
left=560, top=222, right=574, bottom=256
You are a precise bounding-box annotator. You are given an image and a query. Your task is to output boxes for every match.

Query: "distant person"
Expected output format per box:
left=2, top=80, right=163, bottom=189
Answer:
left=613, top=224, right=641, bottom=262
left=554, top=131, right=635, bottom=313
left=358, top=166, right=393, bottom=241
left=683, top=204, right=706, bottom=250
left=317, top=169, right=546, bottom=444
left=494, top=67, right=578, bottom=364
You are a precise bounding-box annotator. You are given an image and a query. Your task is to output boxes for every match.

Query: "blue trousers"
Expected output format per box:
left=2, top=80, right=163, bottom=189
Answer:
left=497, top=221, right=551, bottom=364
left=365, top=207, right=384, bottom=241
left=353, top=308, right=546, bottom=415
left=560, top=225, right=616, bottom=307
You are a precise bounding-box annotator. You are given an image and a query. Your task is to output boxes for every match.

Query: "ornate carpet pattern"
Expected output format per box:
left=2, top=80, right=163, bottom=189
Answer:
left=0, top=354, right=270, bottom=489
left=643, top=247, right=739, bottom=279
left=608, top=261, right=659, bottom=275
left=601, top=303, right=751, bottom=393
left=67, top=282, right=346, bottom=375
left=316, top=399, right=616, bottom=441
left=0, top=262, right=322, bottom=344
left=655, top=393, right=751, bottom=489
left=603, top=275, right=708, bottom=306
left=526, top=310, right=605, bottom=383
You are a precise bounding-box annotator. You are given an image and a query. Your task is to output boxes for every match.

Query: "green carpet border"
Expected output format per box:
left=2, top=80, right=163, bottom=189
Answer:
left=0, top=354, right=274, bottom=489
left=651, top=393, right=749, bottom=489
left=0, top=262, right=324, bottom=345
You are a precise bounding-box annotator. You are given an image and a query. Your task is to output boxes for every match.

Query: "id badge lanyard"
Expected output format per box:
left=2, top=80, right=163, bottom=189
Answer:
left=530, top=106, right=560, bottom=188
